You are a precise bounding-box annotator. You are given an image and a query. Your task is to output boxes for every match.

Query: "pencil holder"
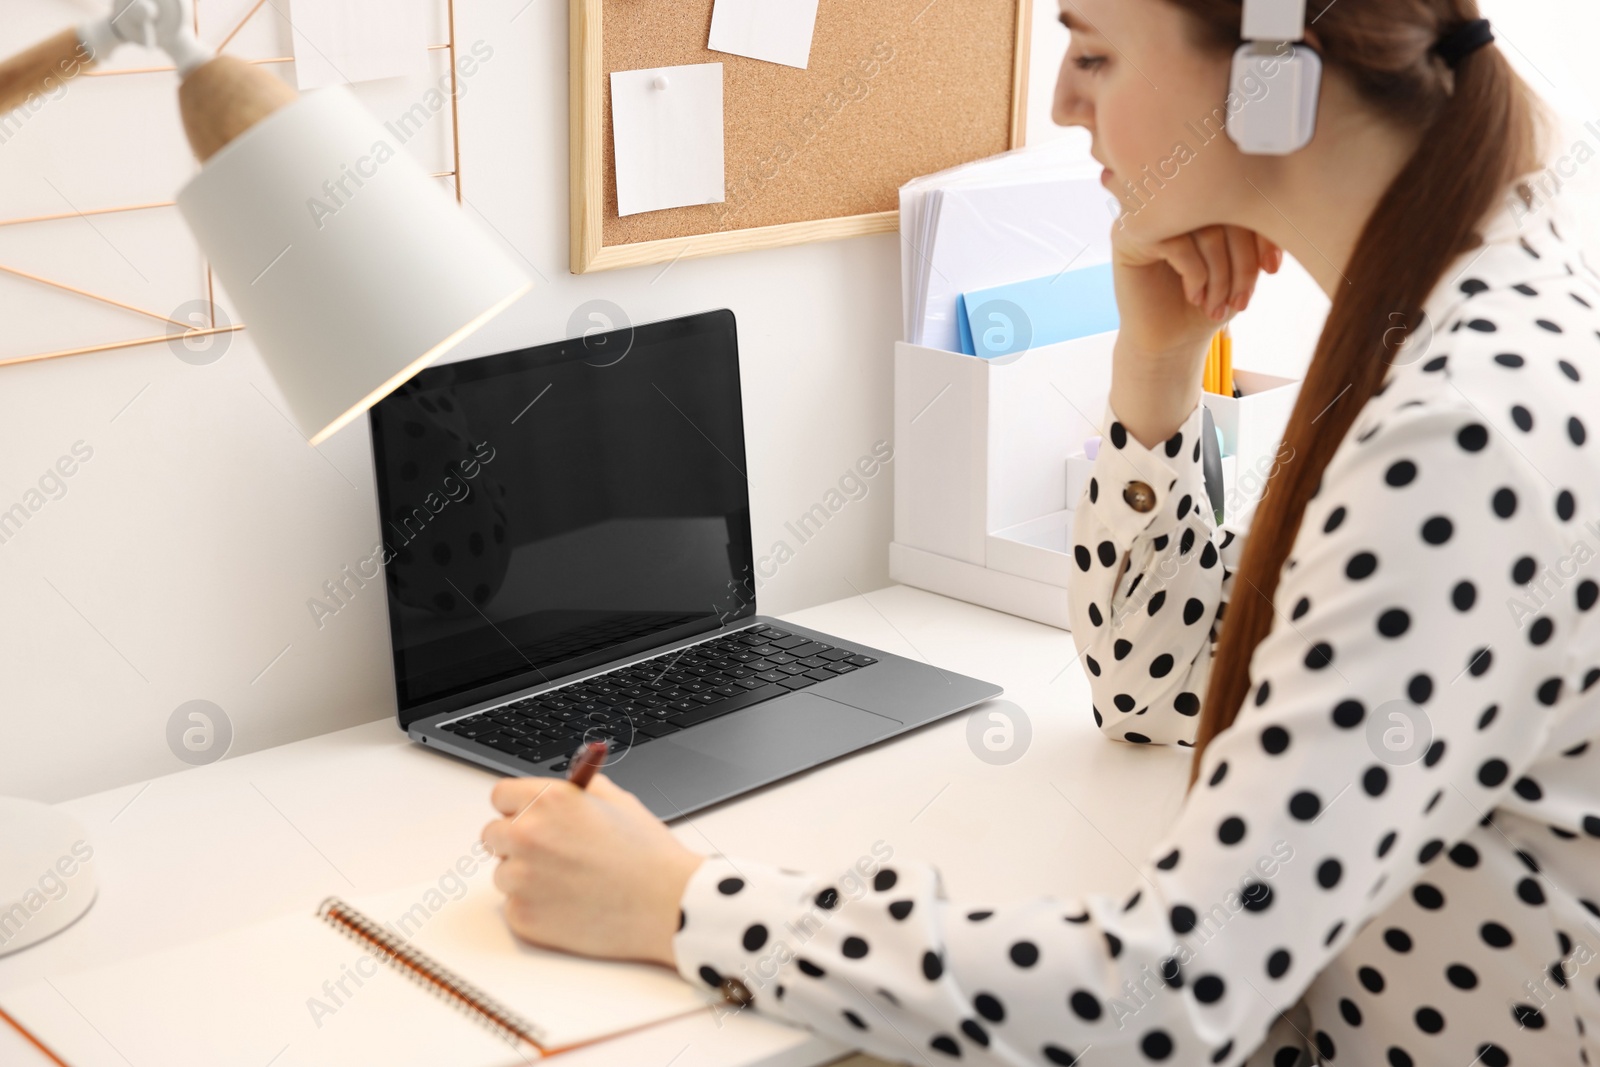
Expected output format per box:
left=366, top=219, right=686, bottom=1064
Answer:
left=1200, top=370, right=1300, bottom=521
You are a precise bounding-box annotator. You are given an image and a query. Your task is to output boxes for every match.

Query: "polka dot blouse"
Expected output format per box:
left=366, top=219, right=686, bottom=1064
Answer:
left=672, top=202, right=1600, bottom=1066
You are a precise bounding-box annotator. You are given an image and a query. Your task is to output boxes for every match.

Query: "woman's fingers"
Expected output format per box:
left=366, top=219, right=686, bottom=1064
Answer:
left=493, top=856, right=524, bottom=894
left=500, top=885, right=554, bottom=947
left=483, top=775, right=642, bottom=859
left=1190, top=227, right=1222, bottom=319
left=490, top=775, right=566, bottom=817
left=1225, top=226, right=1260, bottom=312
left=482, top=815, right=528, bottom=859
left=503, top=894, right=542, bottom=942
left=1256, top=232, right=1284, bottom=274
left=1150, top=234, right=1210, bottom=306
left=1125, top=226, right=1281, bottom=314
left=483, top=779, right=576, bottom=858
left=584, top=772, right=628, bottom=801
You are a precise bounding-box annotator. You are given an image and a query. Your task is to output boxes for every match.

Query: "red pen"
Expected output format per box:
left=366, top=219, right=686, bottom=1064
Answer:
left=567, top=739, right=609, bottom=788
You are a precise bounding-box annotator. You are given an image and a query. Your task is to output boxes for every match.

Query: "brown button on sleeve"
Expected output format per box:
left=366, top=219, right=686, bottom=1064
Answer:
left=1123, top=480, right=1157, bottom=513
left=1077, top=403, right=1210, bottom=547
left=719, top=977, right=755, bottom=1007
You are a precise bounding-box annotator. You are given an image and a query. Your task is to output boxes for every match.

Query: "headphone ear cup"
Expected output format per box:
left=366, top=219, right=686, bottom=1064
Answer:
left=1225, top=43, right=1323, bottom=155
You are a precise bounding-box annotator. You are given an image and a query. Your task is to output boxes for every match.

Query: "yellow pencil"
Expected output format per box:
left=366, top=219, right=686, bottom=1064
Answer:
left=1220, top=327, right=1233, bottom=396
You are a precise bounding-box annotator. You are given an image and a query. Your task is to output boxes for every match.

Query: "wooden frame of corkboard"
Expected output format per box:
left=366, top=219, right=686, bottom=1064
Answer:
left=569, top=0, right=1033, bottom=275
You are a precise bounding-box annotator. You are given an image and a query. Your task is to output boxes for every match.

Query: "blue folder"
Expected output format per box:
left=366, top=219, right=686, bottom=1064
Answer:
left=956, top=262, right=1119, bottom=358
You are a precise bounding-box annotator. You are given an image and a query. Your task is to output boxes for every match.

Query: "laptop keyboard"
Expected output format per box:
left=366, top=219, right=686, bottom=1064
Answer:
left=434, top=624, right=878, bottom=769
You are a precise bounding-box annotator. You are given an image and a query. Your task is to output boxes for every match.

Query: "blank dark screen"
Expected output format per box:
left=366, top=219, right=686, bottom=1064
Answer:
left=369, top=310, right=753, bottom=716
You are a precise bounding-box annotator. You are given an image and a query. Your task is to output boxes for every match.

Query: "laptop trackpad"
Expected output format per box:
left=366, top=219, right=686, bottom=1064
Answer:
left=612, top=693, right=900, bottom=817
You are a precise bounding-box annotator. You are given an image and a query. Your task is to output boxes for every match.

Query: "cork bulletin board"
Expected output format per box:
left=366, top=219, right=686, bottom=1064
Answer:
left=569, top=0, right=1033, bottom=274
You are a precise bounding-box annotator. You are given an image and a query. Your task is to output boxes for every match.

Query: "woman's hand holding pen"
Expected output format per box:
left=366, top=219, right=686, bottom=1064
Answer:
left=481, top=758, right=703, bottom=968
left=1108, top=224, right=1283, bottom=449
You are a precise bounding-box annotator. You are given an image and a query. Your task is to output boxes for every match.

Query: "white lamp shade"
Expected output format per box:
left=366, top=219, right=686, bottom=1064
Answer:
left=0, top=798, right=96, bottom=957
left=177, top=88, right=532, bottom=445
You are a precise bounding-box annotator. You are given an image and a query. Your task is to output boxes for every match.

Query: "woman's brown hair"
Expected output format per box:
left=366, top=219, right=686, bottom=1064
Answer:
left=1167, top=0, right=1547, bottom=784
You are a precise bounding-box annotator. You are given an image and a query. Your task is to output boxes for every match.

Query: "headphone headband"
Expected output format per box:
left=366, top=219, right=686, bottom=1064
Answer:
left=1241, top=0, right=1309, bottom=43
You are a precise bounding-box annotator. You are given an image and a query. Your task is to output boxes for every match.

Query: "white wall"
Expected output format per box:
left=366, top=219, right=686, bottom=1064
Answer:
left=3, top=0, right=1596, bottom=802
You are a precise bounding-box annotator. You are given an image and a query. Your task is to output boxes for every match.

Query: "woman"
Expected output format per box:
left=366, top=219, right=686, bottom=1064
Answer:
left=483, top=0, right=1600, bottom=1062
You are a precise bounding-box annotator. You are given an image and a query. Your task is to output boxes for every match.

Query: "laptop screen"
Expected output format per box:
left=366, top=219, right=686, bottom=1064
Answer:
left=368, top=309, right=754, bottom=723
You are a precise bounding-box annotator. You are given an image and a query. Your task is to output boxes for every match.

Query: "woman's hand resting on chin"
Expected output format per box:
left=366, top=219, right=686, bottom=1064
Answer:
left=1109, top=223, right=1283, bottom=448
left=1115, top=224, right=1284, bottom=353
left=481, top=774, right=704, bottom=968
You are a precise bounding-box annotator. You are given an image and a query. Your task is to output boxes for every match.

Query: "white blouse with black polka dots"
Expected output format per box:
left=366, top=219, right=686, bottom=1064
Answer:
left=672, top=198, right=1600, bottom=1067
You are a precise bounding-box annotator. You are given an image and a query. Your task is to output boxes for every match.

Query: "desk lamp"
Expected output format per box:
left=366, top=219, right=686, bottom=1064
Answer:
left=0, top=0, right=531, bottom=954
left=1, top=0, right=532, bottom=443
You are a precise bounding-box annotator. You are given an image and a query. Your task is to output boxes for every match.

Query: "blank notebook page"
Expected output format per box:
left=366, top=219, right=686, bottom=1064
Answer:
left=349, top=879, right=713, bottom=1050
left=0, top=912, right=516, bottom=1067
left=1, top=880, right=714, bottom=1065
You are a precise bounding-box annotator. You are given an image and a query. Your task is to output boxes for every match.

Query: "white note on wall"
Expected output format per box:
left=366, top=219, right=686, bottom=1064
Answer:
left=610, top=64, right=726, bottom=217
left=289, top=0, right=431, bottom=90
left=707, top=0, right=820, bottom=70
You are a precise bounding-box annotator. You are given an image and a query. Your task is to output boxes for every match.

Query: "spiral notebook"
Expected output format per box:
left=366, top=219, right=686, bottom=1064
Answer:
left=0, top=878, right=715, bottom=1067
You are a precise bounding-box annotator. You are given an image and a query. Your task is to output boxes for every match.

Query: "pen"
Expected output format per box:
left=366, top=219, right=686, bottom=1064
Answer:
left=567, top=739, right=609, bottom=788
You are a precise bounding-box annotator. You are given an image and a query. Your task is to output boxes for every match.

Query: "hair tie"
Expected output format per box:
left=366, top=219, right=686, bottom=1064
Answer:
left=1434, top=18, right=1494, bottom=68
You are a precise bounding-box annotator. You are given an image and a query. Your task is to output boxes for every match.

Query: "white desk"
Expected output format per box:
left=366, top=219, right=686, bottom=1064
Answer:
left=0, top=586, right=1191, bottom=1066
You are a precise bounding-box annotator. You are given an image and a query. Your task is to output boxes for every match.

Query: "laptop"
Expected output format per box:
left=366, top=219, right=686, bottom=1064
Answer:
left=367, top=308, right=1002, bottom=818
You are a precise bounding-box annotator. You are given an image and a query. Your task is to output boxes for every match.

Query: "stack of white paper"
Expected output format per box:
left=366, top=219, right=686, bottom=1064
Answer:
left=899, top=143, right=1119, bottom=353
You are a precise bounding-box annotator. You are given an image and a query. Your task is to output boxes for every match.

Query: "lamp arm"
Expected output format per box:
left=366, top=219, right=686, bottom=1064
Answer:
left=0, top=0, right=294, bottom=164
left=0, top=29, right=97, bottom=117
left=0, top=0, right=217, bottom=115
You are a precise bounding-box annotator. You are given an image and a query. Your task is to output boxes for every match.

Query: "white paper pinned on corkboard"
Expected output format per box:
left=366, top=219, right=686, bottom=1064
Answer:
left=610, top=63, right=726, bottom=217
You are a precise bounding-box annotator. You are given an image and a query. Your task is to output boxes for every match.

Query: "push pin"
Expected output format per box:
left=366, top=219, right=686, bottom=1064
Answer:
left=652, top=74, right=670, bottom=91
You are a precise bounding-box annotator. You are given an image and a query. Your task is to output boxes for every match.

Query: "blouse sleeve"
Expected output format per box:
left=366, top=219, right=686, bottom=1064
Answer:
left=672, top=394, right=1576, bottom=1067
left=1066, top=400, right=1249, bottom=746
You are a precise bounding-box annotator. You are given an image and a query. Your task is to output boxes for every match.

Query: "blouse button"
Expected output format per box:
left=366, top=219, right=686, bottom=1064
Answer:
left=719, top=977, right=755, bottom=1007
left=1123, top=481, right=1157, bottom=513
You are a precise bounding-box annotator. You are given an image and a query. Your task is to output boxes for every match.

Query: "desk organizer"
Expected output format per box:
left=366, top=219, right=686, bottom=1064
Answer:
left=891, top=335, right=1300, bottom=630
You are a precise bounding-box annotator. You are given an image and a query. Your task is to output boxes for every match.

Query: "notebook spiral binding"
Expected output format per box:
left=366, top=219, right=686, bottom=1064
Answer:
left=317, top=897, right=547, bottom=1053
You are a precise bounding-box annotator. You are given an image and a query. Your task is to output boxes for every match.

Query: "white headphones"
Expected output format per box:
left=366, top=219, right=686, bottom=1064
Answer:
left=1226, top=0, right=1323, bottom=155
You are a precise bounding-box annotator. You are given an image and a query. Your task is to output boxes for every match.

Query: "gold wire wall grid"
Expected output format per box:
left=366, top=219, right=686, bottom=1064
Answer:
left=0, top=0, right=467, bottom=369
